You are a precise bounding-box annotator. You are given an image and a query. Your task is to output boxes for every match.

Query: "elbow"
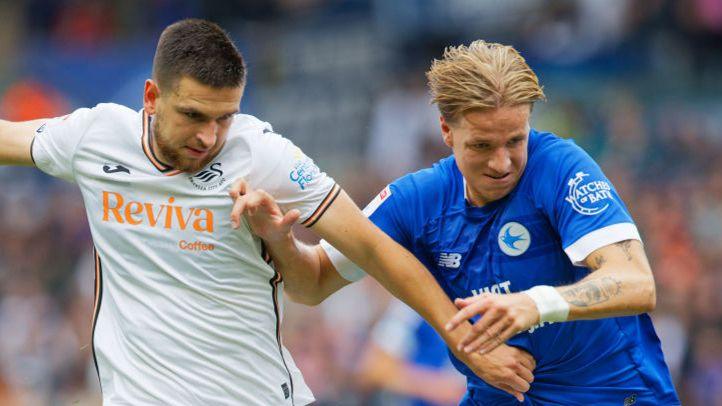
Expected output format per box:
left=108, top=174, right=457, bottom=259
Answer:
left=640, top=276, right=657, bottom=313
left=645, top=283, right=657, bottom=313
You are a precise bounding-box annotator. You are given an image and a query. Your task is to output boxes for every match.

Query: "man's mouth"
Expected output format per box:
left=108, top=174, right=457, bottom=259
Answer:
left=185, top=146, right=209, bottom=158
left=486, top=173, right=511, bottom=181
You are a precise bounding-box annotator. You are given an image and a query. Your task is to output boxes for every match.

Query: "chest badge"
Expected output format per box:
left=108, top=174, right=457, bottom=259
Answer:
left=498, top=222, right=531, bottom=256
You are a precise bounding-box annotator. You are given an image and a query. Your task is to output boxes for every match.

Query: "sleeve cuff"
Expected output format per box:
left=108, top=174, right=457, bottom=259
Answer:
left=301, top=184, right=341, bottom=227
left=319, top=239, right=366, bottom=282
left=564, top=223, right=641, bottom=266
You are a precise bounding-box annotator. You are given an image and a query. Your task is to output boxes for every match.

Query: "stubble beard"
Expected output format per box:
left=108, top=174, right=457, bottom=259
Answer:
left=153, top=119, right=214, bottom=173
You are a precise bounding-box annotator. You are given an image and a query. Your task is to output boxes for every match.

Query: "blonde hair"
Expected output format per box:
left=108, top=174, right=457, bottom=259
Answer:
left=426, top=40, right=546, bottom=121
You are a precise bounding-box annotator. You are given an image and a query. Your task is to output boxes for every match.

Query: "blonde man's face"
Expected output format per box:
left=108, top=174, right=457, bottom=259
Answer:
left=441, top=105, right=531, bottom=206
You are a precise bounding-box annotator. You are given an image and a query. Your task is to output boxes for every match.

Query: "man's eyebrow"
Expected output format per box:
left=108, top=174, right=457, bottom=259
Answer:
left=176, top=106, right=238, bottom=119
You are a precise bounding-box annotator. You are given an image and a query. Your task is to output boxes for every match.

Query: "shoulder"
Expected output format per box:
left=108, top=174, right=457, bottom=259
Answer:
left=529, top=129, right=592, bottom=165
left=84, top=103, right=138, bottom=124
left=227, top=113, right=274, bottom=141
left=526, top=129, right=595, bottom=178
left=389, top=155, right=459, bottom=212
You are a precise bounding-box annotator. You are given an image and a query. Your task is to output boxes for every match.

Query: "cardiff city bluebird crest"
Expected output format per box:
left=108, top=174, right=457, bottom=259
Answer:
left=498, top=222, right=531, bottom=256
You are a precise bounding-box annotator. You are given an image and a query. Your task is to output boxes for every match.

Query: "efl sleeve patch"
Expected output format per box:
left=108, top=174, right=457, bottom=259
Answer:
left=362, top=185, right=392, bottom=217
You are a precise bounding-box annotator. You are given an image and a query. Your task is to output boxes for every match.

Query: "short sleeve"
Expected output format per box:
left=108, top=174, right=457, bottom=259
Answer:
left=535, top=141, right=641, bottom=265
left=32, top=107, right=96, bottom=182
left=320, top=182, right=416, bottom=282
left=248, top=129, right=338, bottom=227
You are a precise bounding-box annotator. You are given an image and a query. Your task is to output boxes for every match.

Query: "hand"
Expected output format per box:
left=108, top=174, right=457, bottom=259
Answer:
left=446, top=292, right=540, bottom=355
left=228, top=178, right=300, bottom=242
left=465, top=344, right=536, bottom=402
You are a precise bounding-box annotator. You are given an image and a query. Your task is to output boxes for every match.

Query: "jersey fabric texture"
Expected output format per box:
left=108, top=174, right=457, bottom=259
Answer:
left=31, top=103, right=339, bottom=405
left=325, top=129, right=679, bottom=405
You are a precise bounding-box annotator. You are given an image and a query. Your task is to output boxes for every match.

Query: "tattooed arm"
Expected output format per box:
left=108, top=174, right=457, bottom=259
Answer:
left=446, top=239, right=656, bottom=354
left=558, top=239, right=656, bottom=320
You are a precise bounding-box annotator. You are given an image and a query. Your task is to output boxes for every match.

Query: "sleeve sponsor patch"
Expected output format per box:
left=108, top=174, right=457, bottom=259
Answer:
left=564, top=171, right=613, bottom=215
left=288, top=155, right=321, bottom=190
left=362, top=185, right=392, bottom=217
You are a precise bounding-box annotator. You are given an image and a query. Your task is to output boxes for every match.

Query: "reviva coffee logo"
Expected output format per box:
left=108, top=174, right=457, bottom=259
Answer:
left=102, top=191, right=214, bottom=232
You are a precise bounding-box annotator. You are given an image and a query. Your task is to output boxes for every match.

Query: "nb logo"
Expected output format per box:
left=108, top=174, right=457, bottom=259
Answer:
left=103, top=164, right=130, bottom=174
left=438, top=253, right=462, bottom=269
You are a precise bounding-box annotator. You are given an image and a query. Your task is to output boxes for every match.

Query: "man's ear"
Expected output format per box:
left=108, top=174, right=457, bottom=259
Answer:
left=144, top=79, right=160, bottom=114
left=440, top=116, right=454, bottom=148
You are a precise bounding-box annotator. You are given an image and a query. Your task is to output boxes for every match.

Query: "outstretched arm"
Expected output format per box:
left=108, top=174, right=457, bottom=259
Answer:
left=0, top=119, right=46, bottom=166
left=446, top=239, right=656, bottom=354
left=229, top=181, right=536, bottom=401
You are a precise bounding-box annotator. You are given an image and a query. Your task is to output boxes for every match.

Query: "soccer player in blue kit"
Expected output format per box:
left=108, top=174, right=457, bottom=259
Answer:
left=230, top=40, right=680, bottom=405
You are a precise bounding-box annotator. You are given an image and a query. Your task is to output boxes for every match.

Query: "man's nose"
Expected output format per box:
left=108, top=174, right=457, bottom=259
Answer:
left=487, top=147, right=511, bottom=174
left=197, top=122, right=218, bottom=149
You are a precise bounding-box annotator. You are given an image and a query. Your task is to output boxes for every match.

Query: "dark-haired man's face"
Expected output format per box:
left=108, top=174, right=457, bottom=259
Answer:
left=144, top=76, right=242, bottom=173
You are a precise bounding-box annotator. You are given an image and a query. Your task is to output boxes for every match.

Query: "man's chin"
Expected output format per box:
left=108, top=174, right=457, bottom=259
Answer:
left=169, top=157, right=208, bottom=173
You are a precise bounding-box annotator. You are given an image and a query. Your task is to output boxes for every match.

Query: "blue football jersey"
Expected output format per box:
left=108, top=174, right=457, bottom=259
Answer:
left=364, top=129, right=679, bottom=405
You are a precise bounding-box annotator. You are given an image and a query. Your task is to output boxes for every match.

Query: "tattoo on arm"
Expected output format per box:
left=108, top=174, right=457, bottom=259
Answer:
left=561, top=277, right=623, bottom=307
left=614, top=240, right=633, bottom=261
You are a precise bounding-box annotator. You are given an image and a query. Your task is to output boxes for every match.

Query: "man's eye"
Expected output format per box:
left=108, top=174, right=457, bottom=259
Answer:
left=184, top=112, right=201, bottom=120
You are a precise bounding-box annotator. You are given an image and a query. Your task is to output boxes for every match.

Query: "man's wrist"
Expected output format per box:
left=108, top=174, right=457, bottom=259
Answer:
left=522, top=285, right=569, bottom=323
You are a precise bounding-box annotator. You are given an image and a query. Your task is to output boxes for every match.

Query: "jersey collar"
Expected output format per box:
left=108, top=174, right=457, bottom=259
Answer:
left=141, top=109, right=182, bottom=176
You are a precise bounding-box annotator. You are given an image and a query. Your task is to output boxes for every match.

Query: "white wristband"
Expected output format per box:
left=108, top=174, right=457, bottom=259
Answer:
left=523, top=285, right=570, bottom=323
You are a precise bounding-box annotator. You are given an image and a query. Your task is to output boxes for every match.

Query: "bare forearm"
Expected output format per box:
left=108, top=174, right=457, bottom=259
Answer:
left=314, top=192, right=479, bottom=361
left=0, top=119, right=45, bottom=166
left=263, top=234, right=325, bottom=305
left=558, top=240, right=656, bottom=320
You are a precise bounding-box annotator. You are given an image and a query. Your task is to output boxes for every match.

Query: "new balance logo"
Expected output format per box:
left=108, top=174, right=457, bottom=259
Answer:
left=438, top=253, right=462, bottom=269
left=103, top=164, right=130, bottom=174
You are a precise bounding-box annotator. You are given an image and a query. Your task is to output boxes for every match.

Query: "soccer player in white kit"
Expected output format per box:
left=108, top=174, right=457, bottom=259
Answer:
left=0, top=19, right=535, bottom=405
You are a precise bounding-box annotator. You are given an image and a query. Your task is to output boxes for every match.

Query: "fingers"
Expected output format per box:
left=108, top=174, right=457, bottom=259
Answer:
left=228, top=178, right=248, bottom=200
left=507, top=373, right=531, bottom=395
left=230, top=190, right=267, bottom=229
left=281, top=209, right=301, bottom=227
left=229, top=179, right=248, bottom=229
left=516, top=363, right=534, bottom=384
left=463, top=312, right=513, bottom=354
left=454, top=297, right=470, bottom=309
left=230, top=196, right=248, bottom=229
left=446, top=296, right=490, bottom=333
left=483, top=323, right=522, bottom=354
left=515, top=349, right=537, bottom=371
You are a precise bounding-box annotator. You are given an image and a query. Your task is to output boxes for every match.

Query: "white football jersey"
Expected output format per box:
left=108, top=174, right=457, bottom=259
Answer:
left=31, top=103, right=340, bottom=405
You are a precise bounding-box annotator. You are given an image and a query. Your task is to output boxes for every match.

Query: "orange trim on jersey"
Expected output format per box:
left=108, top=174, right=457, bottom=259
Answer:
left=302, top=183, right=341, bottom=227
left=271, top=272, right=283, bottom=343
left=140, top=110, right=180, bottom=176
left=91, top=248, right=104, bottom=389
left=269, top=271, right=294, bottom=399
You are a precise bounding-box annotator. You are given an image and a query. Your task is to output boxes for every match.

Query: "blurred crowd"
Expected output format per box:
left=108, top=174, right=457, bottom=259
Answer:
left=1, top=1, right=722, bottom=405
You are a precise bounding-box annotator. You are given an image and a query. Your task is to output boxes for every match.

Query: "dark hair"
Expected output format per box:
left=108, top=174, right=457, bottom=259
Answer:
left=152, top=19, right=246, bottom=91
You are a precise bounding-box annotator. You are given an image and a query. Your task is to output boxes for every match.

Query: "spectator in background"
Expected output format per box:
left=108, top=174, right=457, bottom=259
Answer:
left=365, top=64, right=446, bottom=183
left=357, top=298, right=465, bottom=406
left=0, top=79, right=68, bottom=122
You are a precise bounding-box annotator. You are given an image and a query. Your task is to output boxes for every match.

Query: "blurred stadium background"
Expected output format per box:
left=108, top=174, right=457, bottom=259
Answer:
left=1, top=0, right=721, bottom=405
